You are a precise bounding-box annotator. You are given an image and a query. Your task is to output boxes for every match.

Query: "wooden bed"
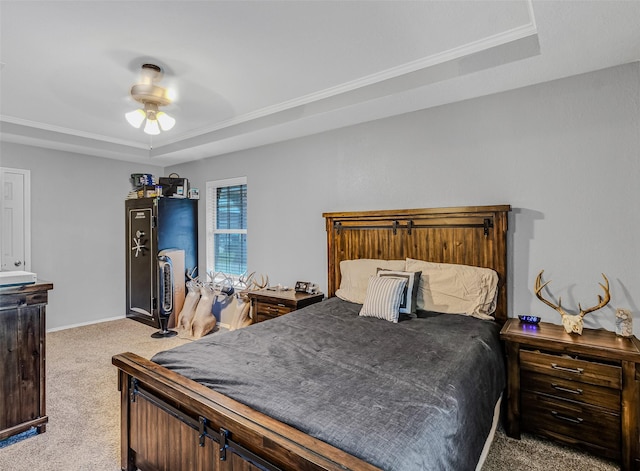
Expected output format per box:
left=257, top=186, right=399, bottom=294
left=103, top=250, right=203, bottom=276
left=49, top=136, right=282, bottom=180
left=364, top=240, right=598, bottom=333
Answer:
left=113, top=204, right=511, bottom=471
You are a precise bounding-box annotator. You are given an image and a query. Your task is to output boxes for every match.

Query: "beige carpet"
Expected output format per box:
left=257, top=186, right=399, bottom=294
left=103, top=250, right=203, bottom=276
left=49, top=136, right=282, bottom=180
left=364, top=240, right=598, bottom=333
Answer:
left=0, top=318, right=620, bottom=470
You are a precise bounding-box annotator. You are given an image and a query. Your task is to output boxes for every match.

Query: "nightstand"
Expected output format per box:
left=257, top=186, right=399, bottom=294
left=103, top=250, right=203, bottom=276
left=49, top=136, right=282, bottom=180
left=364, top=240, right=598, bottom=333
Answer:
left=247, top=289, right=324, bottom=324
left=500, top=318, right=640, bottom=470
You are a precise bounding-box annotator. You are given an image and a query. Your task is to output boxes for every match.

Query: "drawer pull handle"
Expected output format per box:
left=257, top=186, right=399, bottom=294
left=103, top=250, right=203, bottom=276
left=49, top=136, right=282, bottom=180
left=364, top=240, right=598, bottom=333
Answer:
left=551, top=383, right=583, bottom=395
left=551, top=410, right=583, bottom=424
left=550, top=363, right=584, bottom=375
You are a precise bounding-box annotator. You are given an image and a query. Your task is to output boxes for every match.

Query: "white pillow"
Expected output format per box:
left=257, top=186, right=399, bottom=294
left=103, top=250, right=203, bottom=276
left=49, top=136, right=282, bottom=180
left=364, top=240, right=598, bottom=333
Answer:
left=359, top=276, right=407, bottom=323
left=376, top=269, right=421, bottom=314
left=405, top=258, right=499, bottom=320
left=335, top=259, right=405, bottom=304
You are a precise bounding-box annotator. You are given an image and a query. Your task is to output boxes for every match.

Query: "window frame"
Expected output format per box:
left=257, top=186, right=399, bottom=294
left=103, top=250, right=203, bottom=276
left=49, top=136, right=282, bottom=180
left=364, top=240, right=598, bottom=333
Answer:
left=205, top=176, right=247, bottom=284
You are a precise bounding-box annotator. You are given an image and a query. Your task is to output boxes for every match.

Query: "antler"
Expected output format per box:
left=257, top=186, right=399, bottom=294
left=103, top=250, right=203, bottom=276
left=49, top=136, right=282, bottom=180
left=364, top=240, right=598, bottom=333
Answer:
left=186, top=266, right=198, bottom=282
left=534, top=270, right=567, bottom=316
left=251, top=274, right=269, bottom=290
left=237, top=271, right=255, bottom=290
left=535, top=270, right=610, bottom=319
left=578, top=273, right=610, bottom=316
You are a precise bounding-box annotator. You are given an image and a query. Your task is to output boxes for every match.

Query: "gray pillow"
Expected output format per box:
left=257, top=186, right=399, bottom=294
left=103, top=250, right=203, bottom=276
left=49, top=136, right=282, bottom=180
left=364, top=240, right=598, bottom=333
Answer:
left=377, top=269, right=422, bottom=314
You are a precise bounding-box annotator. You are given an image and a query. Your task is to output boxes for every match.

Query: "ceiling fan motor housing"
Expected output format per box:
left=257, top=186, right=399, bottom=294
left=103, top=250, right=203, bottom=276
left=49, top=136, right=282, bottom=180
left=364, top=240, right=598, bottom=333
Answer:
left=130, top=83, right=171, bottom=106
left=130, top=64, right=171, bottom=106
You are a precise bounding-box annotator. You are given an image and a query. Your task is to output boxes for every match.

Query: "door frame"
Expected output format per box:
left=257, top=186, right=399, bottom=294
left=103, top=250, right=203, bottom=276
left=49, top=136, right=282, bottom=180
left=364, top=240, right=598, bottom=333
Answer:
left=1, top=167, right=31, bottom=271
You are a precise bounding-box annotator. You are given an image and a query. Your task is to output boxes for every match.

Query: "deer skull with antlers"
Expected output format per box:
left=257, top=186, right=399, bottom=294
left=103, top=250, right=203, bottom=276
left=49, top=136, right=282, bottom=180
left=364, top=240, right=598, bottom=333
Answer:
left=534, top=270, right=611, bottom=335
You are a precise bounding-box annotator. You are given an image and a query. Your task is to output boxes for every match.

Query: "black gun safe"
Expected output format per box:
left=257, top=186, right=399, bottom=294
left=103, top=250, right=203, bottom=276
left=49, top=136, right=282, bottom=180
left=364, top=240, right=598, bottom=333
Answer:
left=125, top=197, right=198, bottom=328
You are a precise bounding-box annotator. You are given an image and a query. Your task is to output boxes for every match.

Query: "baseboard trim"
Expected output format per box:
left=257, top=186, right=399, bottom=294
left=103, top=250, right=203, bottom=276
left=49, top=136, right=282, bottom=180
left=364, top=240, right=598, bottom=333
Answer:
left=48, top=316, right=231, bottom=334
left=47, top=315, right=126, bottom=333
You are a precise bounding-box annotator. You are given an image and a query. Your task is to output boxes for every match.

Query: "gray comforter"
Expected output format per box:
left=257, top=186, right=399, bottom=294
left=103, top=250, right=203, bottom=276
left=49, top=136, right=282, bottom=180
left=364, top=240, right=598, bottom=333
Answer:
left=152, top=297, right=505, bottom=471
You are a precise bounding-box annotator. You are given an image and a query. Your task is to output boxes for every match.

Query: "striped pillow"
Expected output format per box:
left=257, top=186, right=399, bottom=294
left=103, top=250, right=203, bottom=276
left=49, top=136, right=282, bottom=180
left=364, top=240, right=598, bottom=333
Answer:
left=359, top=276, right=408, bottom=323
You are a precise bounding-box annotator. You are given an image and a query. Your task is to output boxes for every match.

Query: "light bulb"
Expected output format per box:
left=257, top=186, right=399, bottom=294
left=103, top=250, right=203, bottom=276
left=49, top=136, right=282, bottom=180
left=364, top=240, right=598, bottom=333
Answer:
left=125, top=109, right=146, bottom=128
left=144, top=118, right=161, bottom=135
left=156, top=112, right=176, bottom=131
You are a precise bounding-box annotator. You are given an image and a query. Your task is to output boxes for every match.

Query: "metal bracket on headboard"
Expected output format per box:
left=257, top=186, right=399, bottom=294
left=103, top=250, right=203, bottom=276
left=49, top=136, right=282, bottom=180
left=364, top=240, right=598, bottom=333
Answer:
left=483, top=218, right=493, bottom=237
left=333, top=217, right=494, bottom=237
left=334, top=220, right=402, bottom=235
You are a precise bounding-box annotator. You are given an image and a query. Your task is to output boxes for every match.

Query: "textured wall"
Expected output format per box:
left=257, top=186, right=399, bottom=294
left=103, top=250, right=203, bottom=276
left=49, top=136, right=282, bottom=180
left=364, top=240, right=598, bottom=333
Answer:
left=0, top=144, right=163, bottom=330
left=2, top=62, right=638, bottom=333
left=169, top=62, right=640, bottom=333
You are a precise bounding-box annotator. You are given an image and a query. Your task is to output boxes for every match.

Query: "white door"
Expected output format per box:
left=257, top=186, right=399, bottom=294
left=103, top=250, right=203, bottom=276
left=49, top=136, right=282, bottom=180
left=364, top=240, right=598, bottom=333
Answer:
left=1, top=167, right=31, bottom=271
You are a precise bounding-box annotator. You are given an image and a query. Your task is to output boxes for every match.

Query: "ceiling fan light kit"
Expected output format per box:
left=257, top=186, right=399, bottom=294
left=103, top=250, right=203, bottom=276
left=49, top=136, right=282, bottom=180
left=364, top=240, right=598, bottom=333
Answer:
left=143, top=115, right=161, bottom=135
left=125, top=63, right=175, bottom=135
left=155, top=111, right=175, bottom=130
left=125, top=109, right=146, bottom=128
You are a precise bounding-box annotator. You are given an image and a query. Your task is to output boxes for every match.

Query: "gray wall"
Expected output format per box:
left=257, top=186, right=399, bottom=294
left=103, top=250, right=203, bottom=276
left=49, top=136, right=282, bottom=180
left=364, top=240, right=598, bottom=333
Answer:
left=2, top=61, right=638, bottom=334
left=0, top=144, right=163, bottom=330
left=169, top=62, right=640, bottom=335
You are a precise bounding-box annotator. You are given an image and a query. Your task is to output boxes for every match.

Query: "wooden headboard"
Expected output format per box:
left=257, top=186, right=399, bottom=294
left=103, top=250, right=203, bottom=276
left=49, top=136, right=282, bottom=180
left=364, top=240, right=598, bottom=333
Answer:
left=323, top=205, right=511, bottom=323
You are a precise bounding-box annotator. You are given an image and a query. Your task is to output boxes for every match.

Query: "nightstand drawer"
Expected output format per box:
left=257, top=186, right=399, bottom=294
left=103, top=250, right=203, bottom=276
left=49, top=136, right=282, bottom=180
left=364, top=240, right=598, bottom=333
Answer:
left=255, top=301, right=293, bottom=317
left=255, top=312, right=278, bottom=323
left=248, top=289, right=323, bottom=324
left=520, top=350, right=621, bottom=389
left=521, top=370, right=620, bottom=411
left=522, top=391, right=621, bottom=454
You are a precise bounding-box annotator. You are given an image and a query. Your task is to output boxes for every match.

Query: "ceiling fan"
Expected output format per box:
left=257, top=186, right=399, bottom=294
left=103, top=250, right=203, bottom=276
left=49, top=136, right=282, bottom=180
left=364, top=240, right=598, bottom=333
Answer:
left=125, top=63, right=175, bottom=135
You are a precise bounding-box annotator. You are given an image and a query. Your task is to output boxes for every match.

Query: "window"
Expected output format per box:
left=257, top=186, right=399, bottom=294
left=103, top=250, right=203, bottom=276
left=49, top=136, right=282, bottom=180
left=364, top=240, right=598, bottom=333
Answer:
left=206, top=177, right=247, bottom=279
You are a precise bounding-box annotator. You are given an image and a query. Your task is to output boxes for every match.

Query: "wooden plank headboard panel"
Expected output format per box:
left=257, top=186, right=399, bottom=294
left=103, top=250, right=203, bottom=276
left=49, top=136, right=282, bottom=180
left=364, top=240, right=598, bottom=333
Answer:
left=323, top=205, right=511, bottom=323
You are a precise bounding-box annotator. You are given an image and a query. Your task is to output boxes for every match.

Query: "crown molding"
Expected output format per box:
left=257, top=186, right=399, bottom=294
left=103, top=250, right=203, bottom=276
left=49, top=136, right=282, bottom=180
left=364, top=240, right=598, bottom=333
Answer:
left=0, top=115, right=149, bottom=150
left=1, top=1, right=538, bottom=163
left=164, top=13, right=538, bottom=144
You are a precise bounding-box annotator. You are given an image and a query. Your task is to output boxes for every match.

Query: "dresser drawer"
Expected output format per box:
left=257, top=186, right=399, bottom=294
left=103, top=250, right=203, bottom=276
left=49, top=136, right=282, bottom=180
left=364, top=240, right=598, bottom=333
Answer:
left=255, top=301, right=293, bottom=317
left=521, top=370, right=621, bottom=411
left=522, top=391, right=621, bottom=455
left=0, top=291, right=49, bottom=310
left=520, top=350, right=621, bottom=389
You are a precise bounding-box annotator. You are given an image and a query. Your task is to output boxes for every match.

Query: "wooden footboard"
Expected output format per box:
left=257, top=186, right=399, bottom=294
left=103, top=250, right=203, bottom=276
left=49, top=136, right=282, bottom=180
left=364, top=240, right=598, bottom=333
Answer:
left=113, top=352, right=381, bottom=471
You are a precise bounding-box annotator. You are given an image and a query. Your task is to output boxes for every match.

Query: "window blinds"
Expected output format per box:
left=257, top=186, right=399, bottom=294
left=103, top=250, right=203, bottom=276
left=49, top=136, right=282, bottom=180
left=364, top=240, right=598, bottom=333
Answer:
left=213, top=184, right=247, bottom=275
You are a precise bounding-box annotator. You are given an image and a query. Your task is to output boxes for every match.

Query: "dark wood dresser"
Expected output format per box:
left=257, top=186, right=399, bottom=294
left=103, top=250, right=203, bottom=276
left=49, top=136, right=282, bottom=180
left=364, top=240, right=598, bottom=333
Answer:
left=0, top=281, right=53, bottom=440
left=501, top=318, right=640, bottom=470
left=247, top=289, right=323, bottom=323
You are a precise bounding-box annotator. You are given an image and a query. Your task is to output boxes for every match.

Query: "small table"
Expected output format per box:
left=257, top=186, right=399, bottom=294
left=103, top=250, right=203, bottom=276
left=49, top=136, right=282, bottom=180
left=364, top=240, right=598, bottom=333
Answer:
left=247, top=289, right=324, bottom=323
left=500, top=318, right=640, bottom=470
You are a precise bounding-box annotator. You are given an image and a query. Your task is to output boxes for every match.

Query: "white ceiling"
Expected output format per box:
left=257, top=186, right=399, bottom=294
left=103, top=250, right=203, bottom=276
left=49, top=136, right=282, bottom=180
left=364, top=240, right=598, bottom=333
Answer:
left=1, top=1, right=639, bottom=166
